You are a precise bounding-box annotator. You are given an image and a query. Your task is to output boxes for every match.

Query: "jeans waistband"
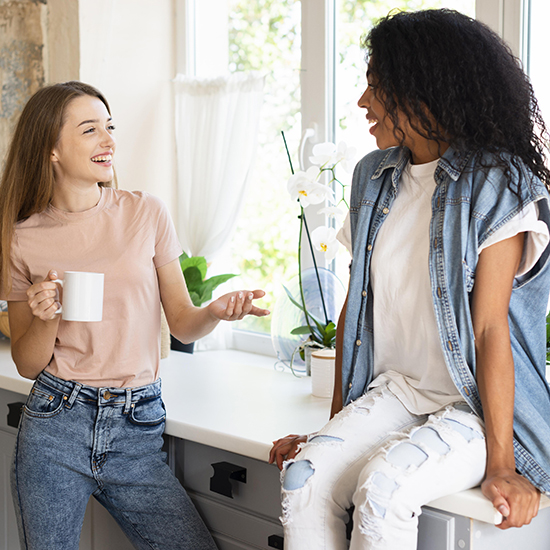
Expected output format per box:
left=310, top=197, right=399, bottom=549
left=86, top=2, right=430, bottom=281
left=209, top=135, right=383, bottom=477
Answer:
left=35, top=370, right=162, bottom=411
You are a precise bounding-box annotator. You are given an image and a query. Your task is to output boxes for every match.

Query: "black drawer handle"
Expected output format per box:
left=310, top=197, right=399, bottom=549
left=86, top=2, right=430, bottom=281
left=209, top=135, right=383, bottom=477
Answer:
left=268, top=534, right=284, bottom=548
left=210, top=461, right=247, bottom=498
left=7, top=402, right=25, bottom=428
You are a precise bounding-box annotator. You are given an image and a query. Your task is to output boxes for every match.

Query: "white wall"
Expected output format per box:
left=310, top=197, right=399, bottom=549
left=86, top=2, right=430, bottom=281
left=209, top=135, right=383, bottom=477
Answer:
left=79, top=0, right=176, bottom=210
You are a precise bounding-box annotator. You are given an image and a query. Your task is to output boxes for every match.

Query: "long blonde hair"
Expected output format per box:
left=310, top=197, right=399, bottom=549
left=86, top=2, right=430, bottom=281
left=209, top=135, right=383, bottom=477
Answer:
left=0, top=81, right=115, bottom=294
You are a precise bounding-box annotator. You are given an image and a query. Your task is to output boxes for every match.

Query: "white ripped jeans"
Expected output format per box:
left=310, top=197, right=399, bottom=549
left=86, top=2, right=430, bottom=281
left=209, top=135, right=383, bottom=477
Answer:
left=280, top=384, right=487, bottom=550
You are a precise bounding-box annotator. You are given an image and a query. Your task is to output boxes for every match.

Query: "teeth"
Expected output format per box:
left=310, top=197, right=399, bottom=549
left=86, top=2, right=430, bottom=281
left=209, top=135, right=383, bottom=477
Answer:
left=91, top=154, right=112, bottom=163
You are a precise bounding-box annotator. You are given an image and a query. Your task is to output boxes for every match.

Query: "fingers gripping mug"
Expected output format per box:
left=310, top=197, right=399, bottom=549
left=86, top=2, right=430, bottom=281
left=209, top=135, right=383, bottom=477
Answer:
left=54, top=271, right=104, bottom=322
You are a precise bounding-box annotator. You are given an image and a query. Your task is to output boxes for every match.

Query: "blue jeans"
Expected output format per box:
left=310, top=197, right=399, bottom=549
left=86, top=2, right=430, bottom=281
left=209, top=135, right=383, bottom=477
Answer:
left=11, top=370, right=217, bottom=550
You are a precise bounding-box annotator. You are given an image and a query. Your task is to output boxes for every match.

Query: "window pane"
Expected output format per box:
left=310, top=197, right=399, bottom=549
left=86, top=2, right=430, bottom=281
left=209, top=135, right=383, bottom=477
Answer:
left=526, top=0, right=550, bottom=125
left=227, top=0, right=302, bottom=334
left=333, top=0, right=476, bottom=284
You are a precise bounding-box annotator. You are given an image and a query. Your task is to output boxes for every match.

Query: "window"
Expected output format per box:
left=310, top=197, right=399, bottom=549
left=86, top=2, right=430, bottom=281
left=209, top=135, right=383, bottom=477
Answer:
left=524, top=0, right=550, bottom=124
left=178, top=0, right=522, bottom=354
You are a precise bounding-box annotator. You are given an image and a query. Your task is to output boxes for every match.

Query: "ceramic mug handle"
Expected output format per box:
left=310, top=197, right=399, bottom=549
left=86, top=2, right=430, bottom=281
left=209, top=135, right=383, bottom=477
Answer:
left=52, top=278, right=64, bottom=315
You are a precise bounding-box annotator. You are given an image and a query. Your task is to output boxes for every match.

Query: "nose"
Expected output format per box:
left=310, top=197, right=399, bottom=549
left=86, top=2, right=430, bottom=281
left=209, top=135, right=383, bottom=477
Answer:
left=100, top=128, right=115, bottom=148
left=358, top=87, right=370, bottom=109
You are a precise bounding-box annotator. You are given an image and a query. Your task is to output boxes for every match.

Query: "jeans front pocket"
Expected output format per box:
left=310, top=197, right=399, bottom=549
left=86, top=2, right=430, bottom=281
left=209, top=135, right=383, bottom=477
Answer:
left=24, top=384, right=66, bottom=418
left=128, top=396, right=166, bottom=426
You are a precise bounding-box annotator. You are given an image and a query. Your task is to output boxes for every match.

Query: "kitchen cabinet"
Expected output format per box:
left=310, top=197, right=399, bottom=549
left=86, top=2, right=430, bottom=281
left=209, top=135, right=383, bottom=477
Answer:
left=1, top=346, right=550, bottom=550
left=0, top=388, right=22, bottom=550
left=172, top=438, right=284, bottom=550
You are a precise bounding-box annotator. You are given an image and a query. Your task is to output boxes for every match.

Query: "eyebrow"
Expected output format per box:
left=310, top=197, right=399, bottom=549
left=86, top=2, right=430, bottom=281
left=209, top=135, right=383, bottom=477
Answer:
left=77, top=117, right=112, bottom=127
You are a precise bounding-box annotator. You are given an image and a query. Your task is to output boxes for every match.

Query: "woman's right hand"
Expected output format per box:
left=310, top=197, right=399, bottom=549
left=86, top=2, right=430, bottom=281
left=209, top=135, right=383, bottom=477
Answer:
left=26, top=270, right=61, bottom=322
left=269, top=434, right=308, bottom=470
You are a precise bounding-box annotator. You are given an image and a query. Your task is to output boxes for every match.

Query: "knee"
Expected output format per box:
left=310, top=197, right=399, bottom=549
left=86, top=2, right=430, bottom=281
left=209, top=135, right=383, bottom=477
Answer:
left=356, top=428, right=452, bottom=520
left=282, top=460, right=315, bottom=491
left=281, top=434, right=344, bottom=492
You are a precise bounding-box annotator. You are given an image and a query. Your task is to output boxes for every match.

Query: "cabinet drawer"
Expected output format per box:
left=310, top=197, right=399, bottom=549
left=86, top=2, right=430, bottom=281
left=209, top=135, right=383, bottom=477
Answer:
left=174, top=439, right=282, bottom=521
left=190, top=492, right=283, bottom=550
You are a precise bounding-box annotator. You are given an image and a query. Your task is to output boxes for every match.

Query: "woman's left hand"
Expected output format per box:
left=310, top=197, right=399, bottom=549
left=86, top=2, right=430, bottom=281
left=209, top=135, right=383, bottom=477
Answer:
left=482, top=468, right=540, bottom=529
left=206, top=289, right=270, bottom=321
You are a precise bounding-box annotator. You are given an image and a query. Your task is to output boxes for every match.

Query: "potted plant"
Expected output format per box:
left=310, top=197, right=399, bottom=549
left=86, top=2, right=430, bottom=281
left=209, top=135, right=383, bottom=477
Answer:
left=171, top=252, right=237, bottom=353
left=281, top=133, right=355, bottom=373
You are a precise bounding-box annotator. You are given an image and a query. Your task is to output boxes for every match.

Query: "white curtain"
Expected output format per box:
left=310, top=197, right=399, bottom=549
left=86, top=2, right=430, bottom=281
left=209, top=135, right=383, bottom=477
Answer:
left=173, top=72, right=265, bottom=260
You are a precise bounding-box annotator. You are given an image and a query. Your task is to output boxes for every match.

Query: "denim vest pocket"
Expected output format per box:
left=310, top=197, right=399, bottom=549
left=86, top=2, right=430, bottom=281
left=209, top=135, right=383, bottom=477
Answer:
left=128, top=396, right=166, bottom=426
left=24, top=385, right=66, bottom=418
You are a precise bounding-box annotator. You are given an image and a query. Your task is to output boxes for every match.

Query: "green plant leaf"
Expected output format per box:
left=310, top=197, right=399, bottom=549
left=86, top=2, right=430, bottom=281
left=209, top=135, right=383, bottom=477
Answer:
left=183, top=266, right=204, bottom=291
left=204, top=273, right=238, bottom=289
left=180, top=255, right=207, bottom=280
left=290, top=325, right=314, bottom=335
left=188, top=290, right=201, bottom=307
left=283, top=284, right=305, bottom=312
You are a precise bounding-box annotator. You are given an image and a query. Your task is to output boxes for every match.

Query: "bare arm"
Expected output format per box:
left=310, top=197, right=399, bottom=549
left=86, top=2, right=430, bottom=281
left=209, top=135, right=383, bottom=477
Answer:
left=157, top=259, right=269, bottom=344
left=472, top=232, right=540, bottom=528
left=330, top=293, right=347, bottom=418
left=9, top=270, right=61, bottom=379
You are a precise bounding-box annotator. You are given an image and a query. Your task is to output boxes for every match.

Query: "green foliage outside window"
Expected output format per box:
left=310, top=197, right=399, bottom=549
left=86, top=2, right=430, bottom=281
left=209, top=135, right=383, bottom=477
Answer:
left=227, top=0, right=474, bottom=335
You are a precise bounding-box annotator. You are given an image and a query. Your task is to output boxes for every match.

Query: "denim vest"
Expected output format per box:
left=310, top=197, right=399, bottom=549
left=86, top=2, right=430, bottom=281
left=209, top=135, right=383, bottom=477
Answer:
left=342, top=146, right=550, bottom=493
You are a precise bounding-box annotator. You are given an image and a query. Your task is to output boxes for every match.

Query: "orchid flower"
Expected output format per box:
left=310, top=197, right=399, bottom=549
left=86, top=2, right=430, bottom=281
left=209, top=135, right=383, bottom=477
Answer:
left=317, top=206, right=346, bottom=226
left=309, top=142, right=338, bottom=167
left=334, top=141, right=358, bottom=173
left=311, top=226, right=340, bottom=262
left=287, top=166, right=334, bottom=207
left=309, top=141, right=357, bottom=173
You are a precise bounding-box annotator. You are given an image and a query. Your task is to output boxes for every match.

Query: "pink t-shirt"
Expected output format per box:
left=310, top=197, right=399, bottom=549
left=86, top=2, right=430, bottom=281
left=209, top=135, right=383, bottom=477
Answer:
left=3, top=187, right=182, bottom=388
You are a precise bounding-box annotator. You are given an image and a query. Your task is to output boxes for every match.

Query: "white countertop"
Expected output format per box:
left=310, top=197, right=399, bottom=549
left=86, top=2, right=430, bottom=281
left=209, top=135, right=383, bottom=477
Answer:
left=0, top=339, right=547, bottom=524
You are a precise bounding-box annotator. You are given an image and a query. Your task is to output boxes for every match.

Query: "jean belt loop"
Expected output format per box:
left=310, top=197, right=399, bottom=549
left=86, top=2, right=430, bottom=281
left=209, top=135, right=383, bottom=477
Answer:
left=124, top=388, right=133, bottom=415
left=66, top=382, right=83, bottom=409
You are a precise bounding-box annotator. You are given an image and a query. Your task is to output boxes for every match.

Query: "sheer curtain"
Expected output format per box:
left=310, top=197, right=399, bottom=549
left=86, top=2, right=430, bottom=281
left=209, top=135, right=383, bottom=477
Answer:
left=174, top=72, right=265, bottom=259
left=173, top=72, right=264, bottom=349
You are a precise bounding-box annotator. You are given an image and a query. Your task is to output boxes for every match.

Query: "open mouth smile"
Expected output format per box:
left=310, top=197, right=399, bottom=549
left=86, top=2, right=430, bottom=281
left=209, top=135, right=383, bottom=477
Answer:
left=91, top=154, right=113, bottom=165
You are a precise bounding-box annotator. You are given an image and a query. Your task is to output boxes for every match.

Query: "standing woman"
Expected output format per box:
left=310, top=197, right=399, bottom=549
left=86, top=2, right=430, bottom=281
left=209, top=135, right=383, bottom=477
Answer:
left=0, top=81, right=269, bottom=549
left=270, top=9, right=550, bottom=549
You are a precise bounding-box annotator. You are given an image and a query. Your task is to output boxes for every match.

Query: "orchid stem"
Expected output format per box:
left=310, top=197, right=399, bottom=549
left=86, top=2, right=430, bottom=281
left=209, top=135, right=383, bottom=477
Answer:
left=282, top=130, right=329, bottom=342
left=301, top=210, right=329, bottom=325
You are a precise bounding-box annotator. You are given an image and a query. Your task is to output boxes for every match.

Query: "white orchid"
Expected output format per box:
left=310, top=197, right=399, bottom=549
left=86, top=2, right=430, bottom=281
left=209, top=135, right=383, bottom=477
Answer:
left=334, top=141, right=358, bottom=173
left=287, top=166, right=334, bottom=207
left=309, top=141, right=357, bottom=173
left=309, top=142, right=338, bottom=167
left=317, top=206, right=346, bottom=226
left=311, top=226, right=340, bottom=262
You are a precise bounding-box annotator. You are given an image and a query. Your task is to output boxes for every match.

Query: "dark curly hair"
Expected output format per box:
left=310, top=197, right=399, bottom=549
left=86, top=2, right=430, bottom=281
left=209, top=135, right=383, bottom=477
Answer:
left=363, top=9, right=550, bottom=193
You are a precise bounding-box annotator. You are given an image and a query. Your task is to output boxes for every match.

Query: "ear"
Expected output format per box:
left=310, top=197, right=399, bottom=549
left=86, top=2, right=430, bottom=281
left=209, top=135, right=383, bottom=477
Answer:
left=51, top=150, right=59, bottom=163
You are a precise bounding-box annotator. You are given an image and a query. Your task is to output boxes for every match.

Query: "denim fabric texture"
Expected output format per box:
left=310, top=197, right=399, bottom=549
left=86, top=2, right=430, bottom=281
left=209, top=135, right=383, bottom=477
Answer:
left=11, top=370, right=216, bottom=550
left=342, top=145, right=550, bottom=493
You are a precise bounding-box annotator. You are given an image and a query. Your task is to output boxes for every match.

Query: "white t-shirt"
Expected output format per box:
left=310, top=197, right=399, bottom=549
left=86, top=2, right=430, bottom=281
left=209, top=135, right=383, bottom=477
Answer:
left=338, top=159, right=549, bottom=414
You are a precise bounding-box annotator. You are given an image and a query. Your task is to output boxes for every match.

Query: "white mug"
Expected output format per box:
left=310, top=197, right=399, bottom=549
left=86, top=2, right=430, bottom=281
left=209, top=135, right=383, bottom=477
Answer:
left=54, top=271, right=104, bottom=322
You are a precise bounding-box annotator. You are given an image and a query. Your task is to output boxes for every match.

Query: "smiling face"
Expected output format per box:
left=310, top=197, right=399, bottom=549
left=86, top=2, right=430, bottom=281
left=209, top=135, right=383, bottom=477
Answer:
left=51, top=94, right=116, bottom=187
left=358, top=64, right=448, bottom=164
left=357, top=68, right=406, bottom=151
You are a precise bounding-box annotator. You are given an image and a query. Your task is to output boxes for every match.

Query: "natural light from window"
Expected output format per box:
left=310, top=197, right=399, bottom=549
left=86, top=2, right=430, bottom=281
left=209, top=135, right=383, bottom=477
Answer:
left=227, top=0, right=475, bottom=338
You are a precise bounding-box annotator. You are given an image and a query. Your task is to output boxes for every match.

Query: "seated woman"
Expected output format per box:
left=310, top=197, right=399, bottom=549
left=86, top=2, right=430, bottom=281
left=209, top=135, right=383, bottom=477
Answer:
left=270, top=9, right=550, bottom=549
